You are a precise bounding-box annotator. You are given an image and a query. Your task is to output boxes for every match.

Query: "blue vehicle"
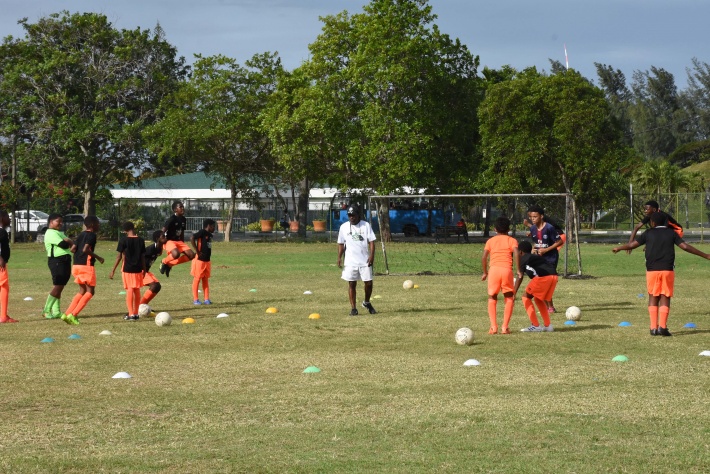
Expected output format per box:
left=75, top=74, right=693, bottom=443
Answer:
left=329, top=208, right=445, bottom=236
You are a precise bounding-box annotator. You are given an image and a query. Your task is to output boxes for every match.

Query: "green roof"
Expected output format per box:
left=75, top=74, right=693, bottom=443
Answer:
left=112, top=172, right=225, bottom=190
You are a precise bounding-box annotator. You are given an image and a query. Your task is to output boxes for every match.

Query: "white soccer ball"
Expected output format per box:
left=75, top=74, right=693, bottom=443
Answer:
left=155, top=311, right=172, bottom=327
left=565, top=306, right=582, bottom=321
left=138, top=304, right=152, bottom=318
left=455, top=327, right=474, bottom=346
left=403, top=279, right=414, bottom=290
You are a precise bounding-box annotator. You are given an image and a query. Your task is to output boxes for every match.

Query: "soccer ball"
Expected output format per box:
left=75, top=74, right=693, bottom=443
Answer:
left=565, top=306, right=582, bottom=321
left=155, top=311, right=172, bottom=327
left=455, top=327, right=474, bottom=346
left=403, top=280, right=414, bottom=289
left=138, top=304, right=152, bottom=318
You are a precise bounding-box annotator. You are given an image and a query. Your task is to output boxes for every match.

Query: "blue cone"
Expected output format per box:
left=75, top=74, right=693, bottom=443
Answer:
left=564, top=320, right=577, bottom=326
left=41, top=337, right=54, bottom=343
left=618, top=321, right=632, bottom=327
left=684, top=322, right=697, bottom=329
left=68, top=334, right=81, bottom=339
left=637, top=294, right=645, bottom=299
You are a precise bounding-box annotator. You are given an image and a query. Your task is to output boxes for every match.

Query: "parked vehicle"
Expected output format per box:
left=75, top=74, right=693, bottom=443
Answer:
left=9, top=210, right=49, bottom=234
left=62, top=214, right=109, bottom=231
left=330, top=208, right=445, bottom=236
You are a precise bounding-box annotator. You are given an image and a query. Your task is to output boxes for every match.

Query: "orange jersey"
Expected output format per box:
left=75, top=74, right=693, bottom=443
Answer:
left=484, top=234, right=518, bottom=268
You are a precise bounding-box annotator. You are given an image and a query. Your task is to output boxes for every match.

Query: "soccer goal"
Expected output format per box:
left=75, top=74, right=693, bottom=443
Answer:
left=366, top=193, right=581, bottom=277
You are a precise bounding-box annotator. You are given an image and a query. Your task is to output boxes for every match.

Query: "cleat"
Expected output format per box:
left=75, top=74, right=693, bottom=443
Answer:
left=543, top=324, right=554, bottom=332
left=349, top=308, right=359, bottom=316
left=203, top=299, right=212, bottom=305
left=361, top=301, right=377, bottom=314
left=488, top=327, right=498, bottom=335
left=521, top=325, right=544, bottom=332
left=61, top=313, right=80, bottom=325
left=160, top=263, right=171, bottom=277
left=193, top=300, right=202, bottom=305
left=44, top=312, right=61, bottom=320
left=650, top=328, right=659, bottom=336
left=0, top=317, right=18, bottom=323
left=501, top=327, right=511, bottom=334
left=124, top=314, right=139, bottom=321
left=657, top=327, right=672, bottom=337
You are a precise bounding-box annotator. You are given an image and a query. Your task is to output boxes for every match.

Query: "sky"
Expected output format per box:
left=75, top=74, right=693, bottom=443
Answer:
left=1, top=0, right=708, bottom=89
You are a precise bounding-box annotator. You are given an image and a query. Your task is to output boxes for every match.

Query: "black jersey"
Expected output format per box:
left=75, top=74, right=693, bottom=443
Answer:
left=73, top=231, right=98, bottom=266
left=193, top=229, right=213, bottom=262
left=144, top=243, right=162, bottom=272
left=0, top=228, right=9, bottom=263
left=635, top=226, right=683, bottom=271
left=640, top=211, right=683, bottom=236
left=164, top=214, right=187, bottom=241
left=116, top=236, right=146, bottom=273
left=520, top=253, right=557, bottom=279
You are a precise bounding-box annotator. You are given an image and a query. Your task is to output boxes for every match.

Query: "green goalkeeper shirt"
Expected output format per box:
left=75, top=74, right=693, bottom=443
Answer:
left=44, top=229, right=72, bottom=258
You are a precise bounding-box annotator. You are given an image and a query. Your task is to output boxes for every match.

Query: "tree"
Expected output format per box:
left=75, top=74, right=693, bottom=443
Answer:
left=147, top=53, right=282, bottom=241
left=302, top=0, right=482, bottom=240
left=0, top=12, right=187, bottom=215
left=595, top=63, right=633, bottom=146
left=478, top=67, right=634, bottom=218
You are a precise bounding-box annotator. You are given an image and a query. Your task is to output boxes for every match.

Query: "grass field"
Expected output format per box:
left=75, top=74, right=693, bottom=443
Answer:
left=1, top=241, right=708, bottom=473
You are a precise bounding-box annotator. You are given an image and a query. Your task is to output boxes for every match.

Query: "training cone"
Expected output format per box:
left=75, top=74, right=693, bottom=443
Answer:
left=463, top=359, right=481, bottom=366
left=118, top=291, right=126, bottom=295
left=68, top=334, right=81, bottom=340
left=265, top=307, right=278, bottom=314
left=303, top=366, right=321, bottom=373
left=308, top=313, right=320, bottom=320
left=699, top=350, right=710, bottom=357
left=684, top=322, right=697, bottom=329
left=40, top=337, right=54, bottom=343
left=249, top=289, right=257, bottom=292
left=564, top=320, right=577, bottom=326
left=182, top=317, right=196, bottom=324
left=112, top=372, right=132, bottom=379
left=612, top=355, right=629, bottom=362
left=413, top=284, right=420, bottom=289
left=303, top=291, right=313, bottom=295
left=372, top=295, right=382, bottom=299
left=23, top=296, right=33, bottom=301
left=637, top=293, right=645, bottom=299
left=99, top=330, right=112, bottom=336
left=618, top=321, right=632, bottom=327
left=216, top=313, right=229, bottom=318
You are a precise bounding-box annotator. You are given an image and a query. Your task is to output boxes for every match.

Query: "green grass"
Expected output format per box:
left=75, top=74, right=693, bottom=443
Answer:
left=1, top=241, right=708, bottom=473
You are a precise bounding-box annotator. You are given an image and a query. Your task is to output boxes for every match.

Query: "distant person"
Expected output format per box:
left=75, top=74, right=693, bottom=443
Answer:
left=456, top=218, right=470, bottom=243
left=109, top=222, right=146, bottom=321
left=628, top=200, right=683, bottom=252
left=514, top=241, right=557, bottom=332
left=280, top=212, right=290, bottom=235
left=337, top=204, right=377, bottom=316
left=159, top=201, right=195, bottom=277
left=140, top=230, right=168, bottom=307
left=190, top=219, right=215, bottom=305
left=62, top=216, right=105, bottom=325
left=0, top=211, right=16, bottom=323
left=527, top=205, right=562, bottom=313
left=613, top=212, right=709, bottom=336
left=481, top=217, right=521, bottom=334
left=43, top=214, right=75, bottom=320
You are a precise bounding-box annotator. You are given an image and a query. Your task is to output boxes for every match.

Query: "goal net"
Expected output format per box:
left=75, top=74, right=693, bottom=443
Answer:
left=366, top=193, right=581, bottom=277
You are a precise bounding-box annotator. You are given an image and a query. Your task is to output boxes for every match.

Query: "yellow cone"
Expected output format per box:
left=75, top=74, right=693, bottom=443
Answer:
left=182, top=317, right=196, bottom=324
left=413, top=284, right=420, bottom=289
left=308, top=313, right=321, bottom=319
left=150, top=311, right=156, bottom=317
left=266, top=307, right=279, bottom=314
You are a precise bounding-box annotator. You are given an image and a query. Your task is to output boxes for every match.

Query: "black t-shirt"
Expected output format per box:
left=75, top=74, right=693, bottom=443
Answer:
left=164, top=215, right=186, bottom=241
left=640, top=211, right=682, bottom=231
left=520, top=252, right=557, bottom=279
left=144, top=243, right=162, bottom=272
left=193, top=229, right=213, bottom=262
left=0, top=228, right=10, bottom=263
left=635, top=226, right=683, bottom=271
left=74, top=231, right=98, bottom=266
left=115, top=236, right=146, bottom=273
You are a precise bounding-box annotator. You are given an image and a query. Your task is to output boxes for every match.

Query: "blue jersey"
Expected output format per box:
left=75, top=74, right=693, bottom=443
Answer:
left=530, top=222, right=561, bottom=269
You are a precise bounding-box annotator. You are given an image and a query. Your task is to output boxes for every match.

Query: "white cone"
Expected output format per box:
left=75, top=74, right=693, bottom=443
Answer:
left=699, top=350, right=710, bottom=357
left=112, top=372, right=132, bottom=379
left=463, top=359, right=481, bottom=366
left=24, top=296, right=33, bottom=301
left=216, top=313, right=229, bottom=318
left=303, top=291, right=312, bottom=295
left=99, top=330, right=113, bottom=336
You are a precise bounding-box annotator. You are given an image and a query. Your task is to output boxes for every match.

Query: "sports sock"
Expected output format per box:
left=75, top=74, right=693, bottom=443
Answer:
left=192, top=278, right=200, bottom=301
left=126, top=290, right=134, bottom=315
left=523, top=297, right=540, bottom=326
left=202, top=277, right=209, bottom=300
left=72, top=292, right=93, bottom=317
left=648, top=305, right=659, bottom=329
left=65, top=293, right=83, bottom=316
left=131, top=289, right=141, bottom=315
left=0, top=283, right=8, bottom=319
left=502, top=296, right=514, bottom=328
left=487, top=298, right=498, bottom=330
left=659, top=305, right=670, bottom=328
left=534, top=298, right=550, bottom=327
left=44, top=295, right=57, bottom=314
left=175, top=254, right=191, bottom=265
left=140, top=290, right=156, bottom=305
left=51, top=297, right=61, bottom=316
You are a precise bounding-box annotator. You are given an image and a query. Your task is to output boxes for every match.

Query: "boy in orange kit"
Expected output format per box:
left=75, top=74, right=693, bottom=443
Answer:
left=62, top=216, right=105, bottom=324
left=481, top=217, right=521, bottom=334
left=0, top=211, right=16, bottom=323
left=190, top=219, right=215, bottom=305
left=109, top=222, right=146, bottom=321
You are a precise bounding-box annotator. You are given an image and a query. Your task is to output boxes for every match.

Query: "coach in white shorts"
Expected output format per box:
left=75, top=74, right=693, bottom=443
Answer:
left=337, top=204, right=377, bottom=316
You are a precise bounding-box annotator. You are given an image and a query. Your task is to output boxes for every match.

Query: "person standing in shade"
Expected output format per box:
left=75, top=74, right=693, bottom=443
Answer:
left=337, top=204, right=377, bottom=316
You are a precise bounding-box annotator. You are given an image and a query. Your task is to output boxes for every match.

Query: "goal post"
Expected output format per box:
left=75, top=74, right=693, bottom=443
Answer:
left=366, top=193, right=581, bottom=277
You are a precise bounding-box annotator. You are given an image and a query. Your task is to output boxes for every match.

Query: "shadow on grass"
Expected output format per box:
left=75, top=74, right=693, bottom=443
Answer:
left=669, top=329, right=710, bottom=337
left=558, top=324, right=613, bottom=332
left=579, top=302, right=637, bottom=312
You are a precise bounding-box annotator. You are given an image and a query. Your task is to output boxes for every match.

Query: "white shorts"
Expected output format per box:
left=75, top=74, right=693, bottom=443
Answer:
left=341, top=265, right=373, bottom=282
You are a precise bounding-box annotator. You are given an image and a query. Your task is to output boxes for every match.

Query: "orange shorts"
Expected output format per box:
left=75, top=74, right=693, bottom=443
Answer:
left=0, top=267, right=9, bottom=288
left=72, top=264, right=97, bottom=286
left=646, top=271, right=674, bottom=297
left=191, top=259, right=211, bottom=279
left=525, top=275, right=558, bottom=300
left=142, top=271, right=159, bottom=286
left=122, top=272, right=143, bottom=289
left=487, top=266, right=514, bottom=295
left=165, top=240, right=191, bottom=254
